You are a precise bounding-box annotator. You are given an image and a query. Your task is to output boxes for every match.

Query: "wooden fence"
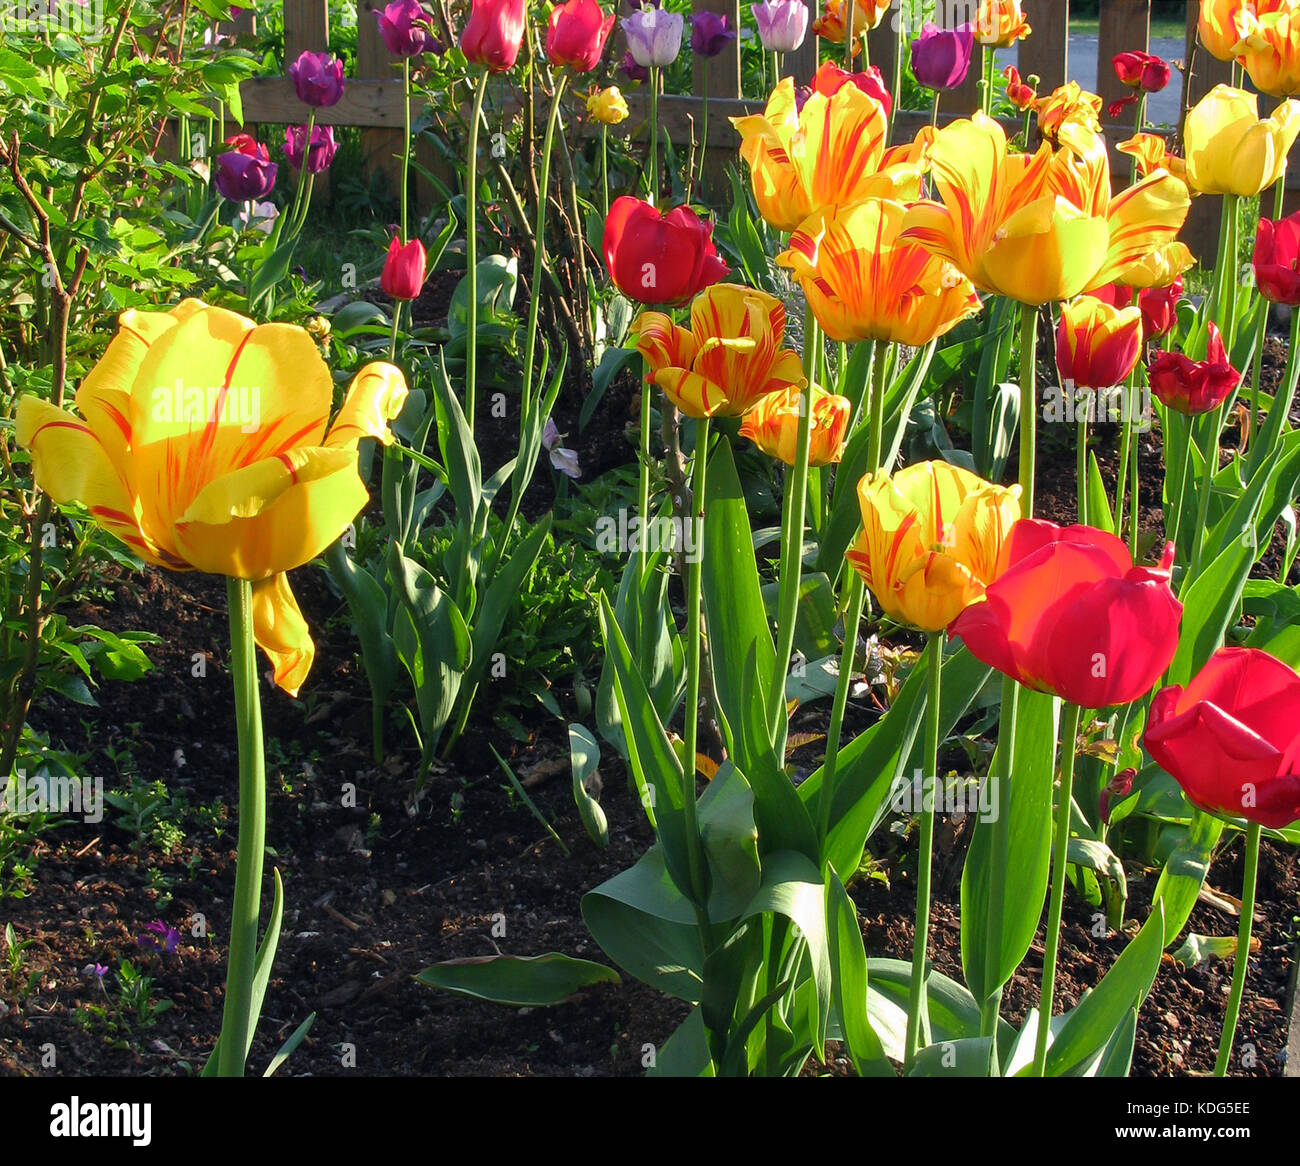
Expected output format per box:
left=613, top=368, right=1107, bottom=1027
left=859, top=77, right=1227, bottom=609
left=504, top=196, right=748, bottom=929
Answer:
left=234, top=0, right=1297, bottom=253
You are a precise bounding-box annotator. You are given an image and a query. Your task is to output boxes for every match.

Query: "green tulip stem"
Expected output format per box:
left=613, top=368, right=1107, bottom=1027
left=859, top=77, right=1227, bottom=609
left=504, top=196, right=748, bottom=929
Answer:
left=767, top=303, right=819, bottom=748
left=400, top=57, right=411, bottom=242
left=1032, top=699, right=1082, bottom=1078
left=1128, top=403, right=1140, bottom=560
left=695, top=75, right=709, bottom=196
left=216, top=576, right=267, bottom=1077
left=285, top=110, right=316, bottom=236
left=1188, top=402, right=1225, bottom=580
left=816, top=571, right=866, bottom=847
left=981, top=45, right=995, bottom=118
left=464, top=68, right=490, bottom=434
left=1214, top=822, right=1261, bottom=1077
left=1019, top=302, right=1038, bottom=518
left=903, top=630, right=943, bottom=1073
left=648, top=66, right=659, bottom=203
left=867, top=336, right=890, bottom=476
left=600, top=124, right=609, bottom=220
left=1249, top=178, right=1287, bottom=444
left=1114, top=372, right=1134, bottom=532
left=845, top=1, right=857, bottom=70
left=683, top=416, right=711, bottom=911
left=1076, top=405, right=1088, bottom=525
left=1168, top=410, right=1194, bottom=563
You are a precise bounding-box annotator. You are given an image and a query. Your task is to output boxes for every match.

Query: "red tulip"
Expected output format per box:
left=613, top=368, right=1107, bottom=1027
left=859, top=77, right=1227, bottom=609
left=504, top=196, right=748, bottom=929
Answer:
left=381, top=237, right=427, bottom=301
left=1147, top=322, right=1241, bottom=415
left=1003, top=64, right=1037, bottom=111
left=461, top=0, right=527, bottom=72
left=1253, top=211, right=1300, bottom=306
left=1146, top=647, right=1300, bottom=829
left=1113, top=50, right=1171, bottom=93
left=602, top=196, right=729, bottom=306
left=224, top=132, right=265, bottom=159
left=547, top=0, right=615, bottom=72
left=810, top=60, right=893, bottom=117
left=1139, top=277, right=1182, bottom=340
left=949, top=521, right=1182, bottom=709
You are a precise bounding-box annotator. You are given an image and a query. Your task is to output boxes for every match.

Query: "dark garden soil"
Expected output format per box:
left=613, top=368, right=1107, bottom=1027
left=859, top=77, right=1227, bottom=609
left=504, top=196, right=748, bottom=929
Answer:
left=3, top=320, right=1297, bottom=1079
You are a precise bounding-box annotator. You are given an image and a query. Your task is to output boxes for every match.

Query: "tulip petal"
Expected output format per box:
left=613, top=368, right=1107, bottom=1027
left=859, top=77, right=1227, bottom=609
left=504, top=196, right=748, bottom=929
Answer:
left=15, top=395, right=174, bottom=568
left=982, top=196, right=1111, bottom=303
left=324, top=361, right=410, bottom=450
left=173, top=445, right=366, bottom=578
left=251, top=572, right=315, bottom=696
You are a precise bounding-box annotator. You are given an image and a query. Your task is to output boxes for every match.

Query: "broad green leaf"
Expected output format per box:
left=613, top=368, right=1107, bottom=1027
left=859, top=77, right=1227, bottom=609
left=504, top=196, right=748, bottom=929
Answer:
left=1150, top=808, right=1224, bottom=946
left=414, top=953, right=619, bottom=1006
left=826, top=873, right=893, bottom=1076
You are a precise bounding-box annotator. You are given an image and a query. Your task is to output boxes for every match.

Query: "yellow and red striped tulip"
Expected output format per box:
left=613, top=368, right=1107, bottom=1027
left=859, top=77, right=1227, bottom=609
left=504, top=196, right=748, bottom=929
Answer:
left=974, top=0, right=1031, bottom=47
left=1035, top=82, right=1105, bottom=159
left=1120, top=241, right=1195, bottom=289
left=1233, top=4, right=1300, bottom=95
left=847, top=460, right=1022, bottom=633
left=811, top=0, right=891, bottom=45
left=739, top=383, right=850, bottom=466
left=900, top=112, right=1191, bottom=305
left=1184, top=84, right=1300, bottom=196
left=16, top=298, right=408, bottom=695
left=1055, top=295, right=1144, bottom=391
left=777, top=199, right=980, bottom=345
left=630, top=283, right=805, bottom=418
left=731, top=78, right=924, bottom=233
left=1197, top=0, right=1256, bottom=61
left=1119, top=131, right=1189, bottom=187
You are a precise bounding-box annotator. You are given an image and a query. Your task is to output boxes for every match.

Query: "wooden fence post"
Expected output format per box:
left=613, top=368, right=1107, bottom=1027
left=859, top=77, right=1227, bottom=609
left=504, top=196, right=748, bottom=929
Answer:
left=691, top=0, right=743, bottom=197
left=1020, top=0, right=1068, bottom=94
left=356, top=0, right=407, bottom=213
left=1096, top=0, right=1150, bottom=118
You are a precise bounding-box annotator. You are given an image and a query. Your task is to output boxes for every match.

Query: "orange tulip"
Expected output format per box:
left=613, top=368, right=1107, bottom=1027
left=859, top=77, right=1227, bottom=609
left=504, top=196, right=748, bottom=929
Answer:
left=731, top=77, right=924, bottom=233
left=901, top=112, right=1191, bottom=305
left=777, top=199, right=980, bottom=345
left=811, top=0, right=891, bottom=46
left=739, top=383, right=850, bottom=466
left=630, top=283, right=804, bottom=418
left=16, top=299, right=408, bottom=695
left=1198, top=0, right=1252, bottom=61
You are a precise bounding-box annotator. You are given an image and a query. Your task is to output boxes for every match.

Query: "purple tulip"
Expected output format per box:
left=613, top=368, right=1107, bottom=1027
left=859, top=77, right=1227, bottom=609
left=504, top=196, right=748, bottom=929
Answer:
left=621, top=7, right=683, bottom=67
left=214, top=151, right=278, bottom=201
left=619, top=50, right=650, bottom=82
left=909, top=20, right=974, bottom=92
left=376, top=0, right=434, bottom=57
left=690, top=11, right=735, bottom=57
left=288, top=49, right=345, bottom=108
left=750, top=0, right=807, bottom=53
left=283, top=123, right=338, bottom=173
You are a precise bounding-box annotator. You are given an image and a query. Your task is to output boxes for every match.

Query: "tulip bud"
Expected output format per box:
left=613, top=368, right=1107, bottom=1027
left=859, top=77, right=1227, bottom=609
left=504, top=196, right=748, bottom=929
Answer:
left=288, top=49, right=346, bottom=108
left=602, top=196, right=728, bottom=306
left=461, top=0, right=527, bottom=72
left=1003, top=64, right=1037, bottom=110
left=548, top=0, right=616, bottom=72
left=739, top=384, right=850, bottom=466
left=690, top=11, right=736, bottom=57
left=381, top=237, right=427, bottom=302
left=1113, top=50, right=1171, bottom=93
left=1148, top=322, right=1241, bottom=415
left=1253, top=212, right=1300, bottom=306
left=586, top=85, right=630, bottom=125
left=283, top=124, right=338, bottom=174
left=974, top=0, right=1031, bottom=48
left=376, top=0, right=435, bottom=57
left=1055, top=295, right=1143, bottom=391
left=910, top=20, right=975, bottom=92
left=1100, top=768, right=1136, bottom=826
left=1138, top=277, right=1182, bottom=340
left=622, top=7, right=684, bottom=67
left=751, top=0, right=808, bottom=53
left=214, top=151, right=278, bottom=201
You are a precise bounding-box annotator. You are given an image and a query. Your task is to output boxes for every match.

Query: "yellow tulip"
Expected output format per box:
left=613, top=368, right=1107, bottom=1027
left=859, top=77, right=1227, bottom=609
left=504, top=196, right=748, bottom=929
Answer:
left=900, top=112, right=1191, bottom=304
left=586, top=85, right=629, bottom=125
left=16, top=298, right=408, bottom=695
left=739, top=384, right=850, bottom=467
left=974, top=0, right=1031, bottom=47
left=630, top=283, right=805, bottom=418
left=846, top=461, right=1022, bottom=633
left=776, top=199, right=980, bottom=346
left=1119, top=131, right=1189, bottom=187
left=731, top=78, right=924, bottom=233
left=1184, top=84, right=1300, bottom=195
left=1120, top=241, right=1196, bottom=289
